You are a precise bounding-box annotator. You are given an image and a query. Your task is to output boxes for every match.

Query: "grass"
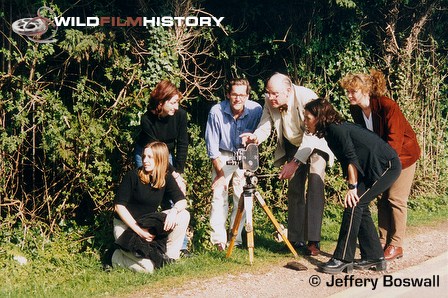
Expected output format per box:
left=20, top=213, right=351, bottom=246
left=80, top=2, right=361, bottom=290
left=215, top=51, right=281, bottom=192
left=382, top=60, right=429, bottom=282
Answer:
left=1, top=195, right=446, bottom=297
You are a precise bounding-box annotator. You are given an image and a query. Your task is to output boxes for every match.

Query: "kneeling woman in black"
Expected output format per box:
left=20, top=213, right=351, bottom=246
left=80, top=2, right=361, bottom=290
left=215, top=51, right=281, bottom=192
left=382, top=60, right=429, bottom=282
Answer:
left=112, top=141, right=190, bottom=273
left=303, top=98, right=401, bottom=274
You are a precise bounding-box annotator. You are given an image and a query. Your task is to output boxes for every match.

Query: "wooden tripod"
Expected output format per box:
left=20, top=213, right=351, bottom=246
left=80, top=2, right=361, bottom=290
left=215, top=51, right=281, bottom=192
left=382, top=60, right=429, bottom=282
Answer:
left=226, top=171, right=298, bottom=264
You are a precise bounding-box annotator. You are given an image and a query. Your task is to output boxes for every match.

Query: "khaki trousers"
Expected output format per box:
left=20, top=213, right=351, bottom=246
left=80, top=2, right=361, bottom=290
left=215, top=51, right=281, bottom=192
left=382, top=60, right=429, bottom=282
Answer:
left=378, top=162, right=417, bottom=247
left=209, top=151, right=245, bottom=246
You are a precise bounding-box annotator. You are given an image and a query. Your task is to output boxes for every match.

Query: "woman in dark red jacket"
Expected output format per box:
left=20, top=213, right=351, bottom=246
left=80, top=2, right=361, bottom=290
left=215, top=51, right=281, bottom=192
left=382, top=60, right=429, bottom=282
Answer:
left=340, top=70, right=421, bottom=261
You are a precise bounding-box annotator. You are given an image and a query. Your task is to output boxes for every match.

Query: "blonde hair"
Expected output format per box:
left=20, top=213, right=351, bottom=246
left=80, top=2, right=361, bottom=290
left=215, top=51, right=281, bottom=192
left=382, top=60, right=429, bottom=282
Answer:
left=340, top=69, right=387, bottom=97
left=138, top=141, right=169, bottom=188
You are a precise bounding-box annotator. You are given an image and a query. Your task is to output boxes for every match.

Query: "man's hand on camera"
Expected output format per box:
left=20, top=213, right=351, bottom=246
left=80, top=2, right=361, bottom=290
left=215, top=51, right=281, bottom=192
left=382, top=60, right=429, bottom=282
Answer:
left=278, top=160, right=299, bottom=180
left=240, top=133, right=258, bottom=146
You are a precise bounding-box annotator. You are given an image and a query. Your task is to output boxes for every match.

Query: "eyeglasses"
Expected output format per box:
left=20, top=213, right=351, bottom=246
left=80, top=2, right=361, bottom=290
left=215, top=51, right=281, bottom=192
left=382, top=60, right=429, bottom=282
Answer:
left=229, top=93, right=248, bottom=99
left=265, top=89, right=287, bottom=99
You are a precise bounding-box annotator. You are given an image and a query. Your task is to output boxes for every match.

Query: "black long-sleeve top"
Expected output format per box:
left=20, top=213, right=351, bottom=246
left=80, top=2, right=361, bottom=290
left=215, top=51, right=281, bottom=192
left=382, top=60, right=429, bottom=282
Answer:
left=324, top=122, right=399, bottom=187
left=136, top=108, right=188, bottom=173
left=114, top=169, right=184, bottom=220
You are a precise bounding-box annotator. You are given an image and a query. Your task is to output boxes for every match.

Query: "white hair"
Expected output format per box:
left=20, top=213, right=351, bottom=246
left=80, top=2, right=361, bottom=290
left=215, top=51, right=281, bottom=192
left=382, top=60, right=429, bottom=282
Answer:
left=268, top=72, right=292, bottom=89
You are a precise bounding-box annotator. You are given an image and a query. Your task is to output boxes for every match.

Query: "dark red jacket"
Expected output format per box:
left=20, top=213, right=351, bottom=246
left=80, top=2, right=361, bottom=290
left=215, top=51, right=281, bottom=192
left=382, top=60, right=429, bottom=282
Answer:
left=350, top=96, right=421, bottom=169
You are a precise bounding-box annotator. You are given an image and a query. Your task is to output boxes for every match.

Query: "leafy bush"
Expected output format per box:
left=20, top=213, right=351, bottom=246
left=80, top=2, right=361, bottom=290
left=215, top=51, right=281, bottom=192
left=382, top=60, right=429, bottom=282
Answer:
left=1, top=0, right=446, bottom=256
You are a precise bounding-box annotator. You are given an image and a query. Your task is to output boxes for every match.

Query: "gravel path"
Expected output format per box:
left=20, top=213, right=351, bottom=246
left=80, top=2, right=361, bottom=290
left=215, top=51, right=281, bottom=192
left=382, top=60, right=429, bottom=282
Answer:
left=136, top=221, right=448, bottom=297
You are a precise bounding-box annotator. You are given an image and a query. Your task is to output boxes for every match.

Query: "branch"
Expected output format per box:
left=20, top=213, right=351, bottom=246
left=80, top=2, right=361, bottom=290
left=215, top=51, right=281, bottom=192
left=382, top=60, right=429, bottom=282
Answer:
left=383, top=0, right=401, bottom=65
left=404, top=0, right=439, bottom=58
left=273, top=25, right=292, bottom=43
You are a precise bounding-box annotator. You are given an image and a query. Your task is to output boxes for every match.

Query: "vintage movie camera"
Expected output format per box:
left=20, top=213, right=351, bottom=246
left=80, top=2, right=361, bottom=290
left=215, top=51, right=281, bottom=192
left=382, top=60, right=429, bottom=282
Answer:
left=226, top=143, right=259, bottom=172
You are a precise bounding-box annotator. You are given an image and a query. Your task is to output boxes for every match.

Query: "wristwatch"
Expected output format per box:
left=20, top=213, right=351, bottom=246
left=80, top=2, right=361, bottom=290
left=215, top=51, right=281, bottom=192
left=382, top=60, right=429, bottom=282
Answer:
left=348, top=183, right=358, bottom=190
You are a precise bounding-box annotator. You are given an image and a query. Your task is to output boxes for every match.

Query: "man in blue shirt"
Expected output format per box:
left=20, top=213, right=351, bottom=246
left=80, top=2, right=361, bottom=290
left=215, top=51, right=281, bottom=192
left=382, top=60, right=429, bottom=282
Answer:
left=205, top=78, right=262, bottom=251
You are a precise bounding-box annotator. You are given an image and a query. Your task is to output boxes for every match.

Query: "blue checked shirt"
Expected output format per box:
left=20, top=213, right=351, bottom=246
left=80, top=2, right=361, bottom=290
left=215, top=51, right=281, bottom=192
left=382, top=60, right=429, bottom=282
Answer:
left=205, top=99, right=262, bottom=159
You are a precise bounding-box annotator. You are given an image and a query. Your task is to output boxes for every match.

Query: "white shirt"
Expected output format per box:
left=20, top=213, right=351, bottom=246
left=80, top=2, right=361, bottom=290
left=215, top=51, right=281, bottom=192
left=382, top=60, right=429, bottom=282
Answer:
left=363, top=112, right=373, bottom=131
left=281, top=94, right=303, bottom=147
left=294, top=133, right=335, bottom=167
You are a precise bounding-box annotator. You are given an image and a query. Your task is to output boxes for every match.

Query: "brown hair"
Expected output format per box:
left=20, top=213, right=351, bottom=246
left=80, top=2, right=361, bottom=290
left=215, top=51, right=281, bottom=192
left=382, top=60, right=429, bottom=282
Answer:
left=304, top=98, right=345, bottom=138
left=147, top=80, right=183, bottom=115
left=340, top=69, right=387, bottom=97
left=138, top=141, right=169, bottom=188
left=225, top=78, right=251, bottom=95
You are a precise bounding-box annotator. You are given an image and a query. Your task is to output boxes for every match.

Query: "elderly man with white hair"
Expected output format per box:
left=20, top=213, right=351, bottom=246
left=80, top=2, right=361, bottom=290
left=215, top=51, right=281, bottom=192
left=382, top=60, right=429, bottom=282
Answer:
left=241, top=73, right=334, bottom=256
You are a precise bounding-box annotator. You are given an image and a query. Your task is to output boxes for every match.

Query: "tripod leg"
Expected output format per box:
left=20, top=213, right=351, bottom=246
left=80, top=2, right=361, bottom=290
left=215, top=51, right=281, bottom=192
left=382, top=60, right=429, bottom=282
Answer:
left=254, top=191, right=299, bottom=258
left=226, top=192, right=245, bottom=258
left=244, top=194, right=255, bottom=264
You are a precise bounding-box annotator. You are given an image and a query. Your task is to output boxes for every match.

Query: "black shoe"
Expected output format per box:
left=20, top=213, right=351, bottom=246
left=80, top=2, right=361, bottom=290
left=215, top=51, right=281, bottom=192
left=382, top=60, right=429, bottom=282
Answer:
left=101, top=248, right=115, bottom=272
left=161, top=253, right=175, bottom=267
left=319, top=258, right=354, bottom=274
left=354, top=258, right=387, bottom=271
left=102, top=263, right=113, bottom=272
left=292, top=241, right=305, bottom=250
left=292, top=241, right=306, bottom=248
left=293, top=241, right=307, bottom=254
left=290, top=241, right=306, bottom=251
left=279, top=241, right=305, bottom=253
left=180, top=249, right=194, bottom=258
left=279, top=241, right=306, bottom=254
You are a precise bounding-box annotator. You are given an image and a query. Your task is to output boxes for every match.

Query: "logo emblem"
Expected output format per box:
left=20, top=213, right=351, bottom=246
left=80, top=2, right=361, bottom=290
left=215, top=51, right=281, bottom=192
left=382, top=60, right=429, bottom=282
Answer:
left=12, top=7, right=58, bottom=43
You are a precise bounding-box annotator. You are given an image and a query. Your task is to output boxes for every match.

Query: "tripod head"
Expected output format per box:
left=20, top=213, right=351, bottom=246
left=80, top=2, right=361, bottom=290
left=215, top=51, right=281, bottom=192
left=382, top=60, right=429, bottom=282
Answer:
left=243, top=170, right=259, bottom=189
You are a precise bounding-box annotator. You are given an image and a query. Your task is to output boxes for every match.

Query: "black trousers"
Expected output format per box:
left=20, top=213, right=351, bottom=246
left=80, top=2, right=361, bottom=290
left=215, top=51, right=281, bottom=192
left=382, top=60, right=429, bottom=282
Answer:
left=284, top=139, right=327, bottom=243
left=333, top=157, right=402, bottom=262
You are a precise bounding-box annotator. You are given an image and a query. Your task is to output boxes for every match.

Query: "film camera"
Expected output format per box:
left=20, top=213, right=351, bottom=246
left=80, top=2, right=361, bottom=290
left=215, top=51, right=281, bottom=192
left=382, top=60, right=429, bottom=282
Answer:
left=226, top=143, right=259, bottom=172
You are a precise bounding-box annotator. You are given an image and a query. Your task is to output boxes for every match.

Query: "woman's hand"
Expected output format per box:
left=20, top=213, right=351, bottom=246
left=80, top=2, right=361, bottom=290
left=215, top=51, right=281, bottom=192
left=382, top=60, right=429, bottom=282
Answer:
left=137, top=228, right=155, bottom=242
left=115, top=204, right=155, bottom=241
left=163, top=208, right=178, bottom=231
left=344, top=189, right=360, bottom=208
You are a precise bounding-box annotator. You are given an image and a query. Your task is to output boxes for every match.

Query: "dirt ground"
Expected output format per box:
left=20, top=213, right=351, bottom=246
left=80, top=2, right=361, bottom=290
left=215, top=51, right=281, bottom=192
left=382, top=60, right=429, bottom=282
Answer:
left=133, top=220, right=448, bottom=297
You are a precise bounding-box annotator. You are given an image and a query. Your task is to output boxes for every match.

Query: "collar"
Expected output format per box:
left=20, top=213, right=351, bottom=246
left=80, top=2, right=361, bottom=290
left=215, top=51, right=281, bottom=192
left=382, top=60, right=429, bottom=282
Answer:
left=369, top=96, right=382, bottom=112
left=222, top=100, right=247, bottom=118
